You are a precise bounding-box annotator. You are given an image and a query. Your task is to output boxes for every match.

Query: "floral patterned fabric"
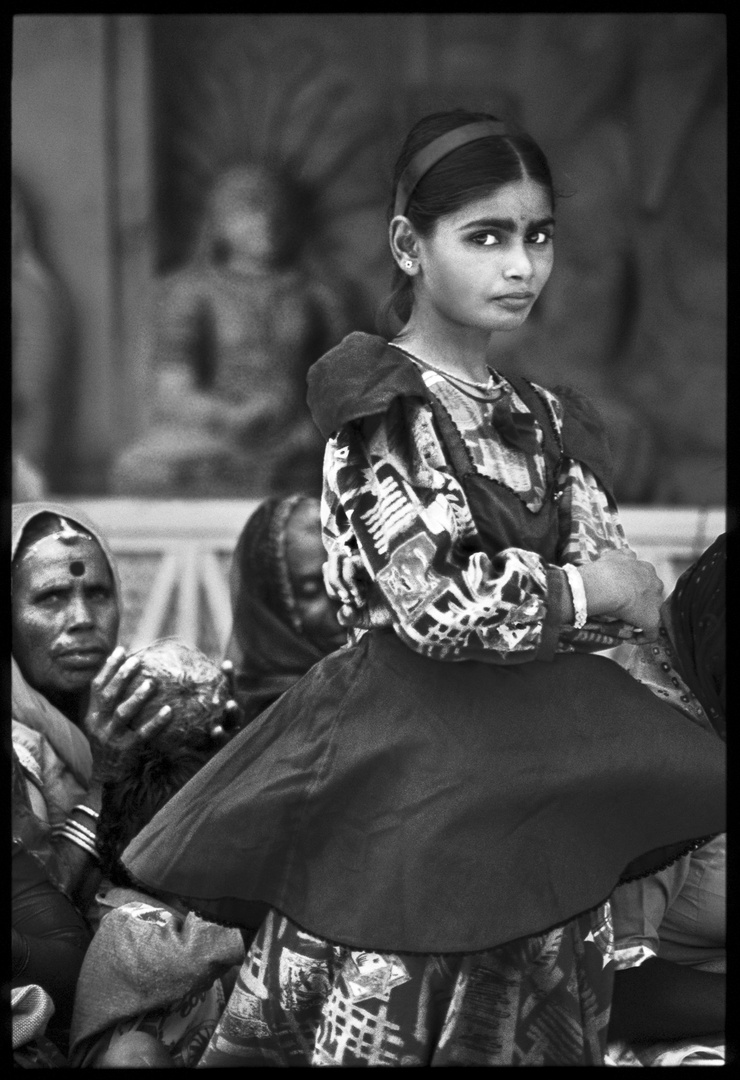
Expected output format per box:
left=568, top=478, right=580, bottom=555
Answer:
left=199, top=905, right=615, bottom=1067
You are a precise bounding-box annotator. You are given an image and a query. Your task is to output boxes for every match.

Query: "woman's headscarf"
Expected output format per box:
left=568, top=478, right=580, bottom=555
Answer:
left=11, top=502, right=122, bottom=829
left=225, top=495, right=329, bottom=722
left=667, top=532, right=725, bottom=738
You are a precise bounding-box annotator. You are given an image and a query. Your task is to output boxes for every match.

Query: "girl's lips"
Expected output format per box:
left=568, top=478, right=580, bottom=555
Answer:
left=492, top=294, right=533, bottom=309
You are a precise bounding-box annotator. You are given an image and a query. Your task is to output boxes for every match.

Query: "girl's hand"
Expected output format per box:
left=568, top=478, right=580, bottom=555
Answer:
left=579, top=549, right=664, bottom=640
left=323, top=551, right=366, bottom=625
left=83, top=647, right=172, bottom=775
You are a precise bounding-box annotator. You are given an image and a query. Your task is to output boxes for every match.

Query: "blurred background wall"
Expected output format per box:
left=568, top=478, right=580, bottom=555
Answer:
left=12, top=13, right=726, bottom=506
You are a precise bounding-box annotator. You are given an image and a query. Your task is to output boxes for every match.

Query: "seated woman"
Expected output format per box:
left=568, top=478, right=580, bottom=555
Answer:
left=11, top=500, right=175, bottom=1053
left=12, top=751, right=90, bottom=1058
left=607, top=534, right=726, bottom=1066
left=69, top=640, right=246, bottom=1069
left=225, top=494, right=346, bottom=724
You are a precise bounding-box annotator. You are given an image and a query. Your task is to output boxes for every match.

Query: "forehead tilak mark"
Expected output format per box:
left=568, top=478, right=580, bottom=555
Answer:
left=69, top=560, right=86, bottom=577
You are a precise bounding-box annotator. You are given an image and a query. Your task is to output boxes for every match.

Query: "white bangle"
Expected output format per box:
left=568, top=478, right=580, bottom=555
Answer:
left=562, top=563, right=588, bottom=629
left=64, top=818, right=98, bottom=845
left=57, top=825, right=101, bottom=863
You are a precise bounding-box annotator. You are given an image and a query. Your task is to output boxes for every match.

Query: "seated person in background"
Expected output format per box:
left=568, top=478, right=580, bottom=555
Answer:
left=607, top=533, right=726, bottom=1066
left=68, top=639, right=246, bottom=1069
left=225, top=494, right=347, bottom=724
left=12, top=501, right=176, bottom=1057
left=12, top=751, right=90, bottom=1058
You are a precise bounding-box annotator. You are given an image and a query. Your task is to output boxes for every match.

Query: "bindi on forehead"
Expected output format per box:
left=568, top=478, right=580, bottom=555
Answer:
left=69, top=560, right=86, bottom=576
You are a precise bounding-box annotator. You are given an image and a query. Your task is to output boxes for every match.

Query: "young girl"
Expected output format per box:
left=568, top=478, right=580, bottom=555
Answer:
left=122, top=110, right=725, bottom=1066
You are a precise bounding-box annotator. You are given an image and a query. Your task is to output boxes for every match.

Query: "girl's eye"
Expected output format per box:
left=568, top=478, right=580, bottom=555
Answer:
left=470, top=232, right=499, bottom=246
left=527, top=230, right=553, bottom=245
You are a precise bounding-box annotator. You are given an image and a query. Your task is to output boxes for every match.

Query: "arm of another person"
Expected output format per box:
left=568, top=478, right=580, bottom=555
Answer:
left=48, top=649, right=172, bottom=913
left=12, top=841, right=91, bottom=1030
left=322, top=399, right=662, bottom=662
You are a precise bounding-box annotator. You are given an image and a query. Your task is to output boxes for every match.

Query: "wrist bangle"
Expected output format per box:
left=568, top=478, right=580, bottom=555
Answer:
left=57, top=824, right=101, bottom=864
left=64, top=818, right=98, bottom=845
left=562, top=563, right=588, bottom=629
left=73, top=803, right=100, bottom=822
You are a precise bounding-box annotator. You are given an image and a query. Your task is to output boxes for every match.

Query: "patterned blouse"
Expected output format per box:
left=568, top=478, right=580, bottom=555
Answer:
left=321, top=359, right=641, bottom=664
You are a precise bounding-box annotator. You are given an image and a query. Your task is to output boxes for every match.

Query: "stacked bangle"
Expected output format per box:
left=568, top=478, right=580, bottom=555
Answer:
left=562, top=563, right=588, bottom=629
left=56, top=814, right=101, bottom=863
left=72, top=803, right=100, bottom=823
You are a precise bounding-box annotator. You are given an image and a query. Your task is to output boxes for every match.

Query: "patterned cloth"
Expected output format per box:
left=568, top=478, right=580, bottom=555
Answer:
left=321, top=352, right=641, bottom=664
left=199, top=905, right=615, bottom=1067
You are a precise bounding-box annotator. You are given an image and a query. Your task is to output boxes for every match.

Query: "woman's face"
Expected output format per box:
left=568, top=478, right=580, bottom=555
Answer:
left=412, top=178, right=555, bottom=334
left=12, top=535, right=119, bottom=698
left=285, top=502, right=346, bottom=653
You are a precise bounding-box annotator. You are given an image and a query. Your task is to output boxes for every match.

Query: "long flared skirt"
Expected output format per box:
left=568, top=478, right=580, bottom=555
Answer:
left=122, top=630, right=725, bottom=954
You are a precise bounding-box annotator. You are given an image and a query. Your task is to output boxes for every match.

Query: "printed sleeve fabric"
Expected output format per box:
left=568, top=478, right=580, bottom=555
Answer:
left=322, top=375, right=637, bottom=663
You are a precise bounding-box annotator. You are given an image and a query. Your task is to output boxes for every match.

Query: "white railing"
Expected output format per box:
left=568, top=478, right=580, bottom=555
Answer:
left=66, top=499, right=725, bottom=661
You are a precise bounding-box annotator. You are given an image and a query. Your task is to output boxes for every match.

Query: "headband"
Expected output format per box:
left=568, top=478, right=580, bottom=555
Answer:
left=393, top=120, right=509, bottom=218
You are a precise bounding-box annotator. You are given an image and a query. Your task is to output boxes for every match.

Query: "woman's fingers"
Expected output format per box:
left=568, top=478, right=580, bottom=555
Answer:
left=220, top=660, right=235, bottom=698
left=113, top=678, right=159, bottom=724
left=89, top=645, right=128, bottom=694
left=97, top=654, right=144, bottom=706
left=136, top=705, right=173, bottom=741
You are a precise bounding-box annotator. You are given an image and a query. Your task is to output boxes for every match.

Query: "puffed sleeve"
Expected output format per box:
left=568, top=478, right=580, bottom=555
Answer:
left=323, top=397, right=575, bottom=663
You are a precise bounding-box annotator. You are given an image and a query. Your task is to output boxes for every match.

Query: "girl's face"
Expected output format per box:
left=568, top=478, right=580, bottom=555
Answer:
left=411, top=178, right=554, bottom=334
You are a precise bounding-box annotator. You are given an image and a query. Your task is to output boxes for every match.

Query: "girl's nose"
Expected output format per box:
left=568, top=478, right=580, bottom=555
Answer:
left=503, top=242, right=534, bottom=280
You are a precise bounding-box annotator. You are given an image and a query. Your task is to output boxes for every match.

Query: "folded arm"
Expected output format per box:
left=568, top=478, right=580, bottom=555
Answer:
left=322, top=401, right=658, bottom=662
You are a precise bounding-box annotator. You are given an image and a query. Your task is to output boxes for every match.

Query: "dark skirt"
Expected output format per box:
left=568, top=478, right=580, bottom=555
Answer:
left=122, top=630, right=725, bottom=954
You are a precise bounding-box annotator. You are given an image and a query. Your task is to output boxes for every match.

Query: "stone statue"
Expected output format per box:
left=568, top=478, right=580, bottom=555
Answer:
left=12, top=176, right=75, bottom=495
left=112, top=164, right=349, bottom=498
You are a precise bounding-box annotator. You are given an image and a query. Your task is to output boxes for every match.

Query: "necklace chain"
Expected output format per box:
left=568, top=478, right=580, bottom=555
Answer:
left=389, top=342, right=501, bottom=392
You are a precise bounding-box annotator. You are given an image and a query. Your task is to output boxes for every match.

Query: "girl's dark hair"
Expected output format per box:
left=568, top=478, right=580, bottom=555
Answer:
left=377, top=109, right=555, bottom=337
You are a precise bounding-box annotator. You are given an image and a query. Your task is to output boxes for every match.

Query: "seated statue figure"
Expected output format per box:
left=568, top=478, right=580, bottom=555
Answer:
left=112, top=164, right=349, bottom=498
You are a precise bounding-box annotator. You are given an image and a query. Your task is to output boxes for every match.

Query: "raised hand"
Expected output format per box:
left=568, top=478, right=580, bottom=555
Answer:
left=82, top=647, right=171, bottom=776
